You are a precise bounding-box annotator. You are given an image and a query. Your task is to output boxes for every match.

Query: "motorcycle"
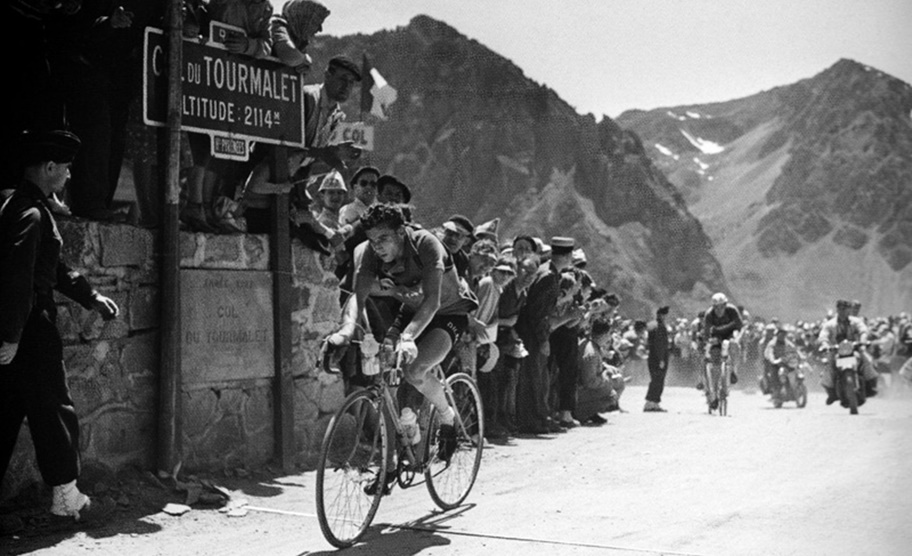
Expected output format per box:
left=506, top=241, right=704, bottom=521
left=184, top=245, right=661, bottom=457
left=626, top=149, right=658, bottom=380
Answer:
left=828, top=340, right=867, bottom=415
left=770, top=352, right=808, bottom=409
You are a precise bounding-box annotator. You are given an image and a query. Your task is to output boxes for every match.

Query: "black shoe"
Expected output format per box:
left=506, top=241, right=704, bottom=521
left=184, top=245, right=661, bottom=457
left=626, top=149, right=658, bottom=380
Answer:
left=825, top=388, right=838, bottom=405
left=588, top=414, right=608, bottom=425
left=436, top=424, right=458, bottom=462
left=364, top=473, right=395, bottom=496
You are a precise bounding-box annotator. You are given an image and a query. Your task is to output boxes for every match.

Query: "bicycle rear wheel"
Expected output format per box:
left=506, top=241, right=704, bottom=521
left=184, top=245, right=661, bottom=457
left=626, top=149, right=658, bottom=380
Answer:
left=426, top=372, right=484, bottom=510
left=316, top=388, right=390, bottom=548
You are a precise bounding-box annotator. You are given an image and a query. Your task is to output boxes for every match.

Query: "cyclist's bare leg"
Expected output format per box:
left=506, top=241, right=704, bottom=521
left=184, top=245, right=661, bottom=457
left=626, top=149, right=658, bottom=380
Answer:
left=404, top=329, right=455, bottom=425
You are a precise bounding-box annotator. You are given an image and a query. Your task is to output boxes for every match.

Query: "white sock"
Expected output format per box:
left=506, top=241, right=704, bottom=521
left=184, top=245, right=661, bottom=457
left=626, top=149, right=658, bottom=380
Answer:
left=438, top=407, right=455, bottom=426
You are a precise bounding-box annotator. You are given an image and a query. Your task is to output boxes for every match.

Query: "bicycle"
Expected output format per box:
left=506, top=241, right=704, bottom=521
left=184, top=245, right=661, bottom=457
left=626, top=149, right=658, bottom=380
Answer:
left=704, top=338, right=730, bottom=416
left=315, top=334, right=485, bottom=548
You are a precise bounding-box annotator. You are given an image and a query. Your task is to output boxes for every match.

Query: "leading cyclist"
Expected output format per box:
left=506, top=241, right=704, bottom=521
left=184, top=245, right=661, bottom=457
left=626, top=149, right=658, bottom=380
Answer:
left=702, top=293, right=743, bottom=409
left=330, top=204, right=478, bottom=464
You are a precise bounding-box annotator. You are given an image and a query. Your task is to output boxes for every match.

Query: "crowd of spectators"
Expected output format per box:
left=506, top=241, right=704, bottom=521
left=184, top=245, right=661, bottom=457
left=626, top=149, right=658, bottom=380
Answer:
left=668, top=304, right=912, bottom=395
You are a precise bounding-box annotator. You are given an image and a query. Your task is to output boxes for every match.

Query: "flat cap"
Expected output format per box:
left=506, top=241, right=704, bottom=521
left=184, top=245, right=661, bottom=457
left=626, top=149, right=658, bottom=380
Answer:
left=443, top=214, right=475, bottom=238
left=328, top=56, right=362, bottom=80
left=377, top=174, right=412, bottom=203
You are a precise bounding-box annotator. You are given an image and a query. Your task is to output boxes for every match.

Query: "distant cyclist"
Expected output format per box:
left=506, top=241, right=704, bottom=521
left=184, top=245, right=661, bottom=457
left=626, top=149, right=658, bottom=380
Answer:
left=330, top=204, right=478, bottom=465
left=702, top=293, right=743, bottom=408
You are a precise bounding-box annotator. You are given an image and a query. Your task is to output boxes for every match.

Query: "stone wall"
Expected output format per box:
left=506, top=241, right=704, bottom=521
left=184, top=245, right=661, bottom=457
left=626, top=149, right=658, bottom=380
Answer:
left=2, top=221, right=345, bottom=500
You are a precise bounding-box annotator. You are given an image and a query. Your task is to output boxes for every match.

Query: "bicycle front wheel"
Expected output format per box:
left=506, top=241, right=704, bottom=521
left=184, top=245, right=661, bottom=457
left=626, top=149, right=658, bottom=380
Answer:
left=426, top=372, right=484, bottom=510
left=316, top=388, right=390, bottom=548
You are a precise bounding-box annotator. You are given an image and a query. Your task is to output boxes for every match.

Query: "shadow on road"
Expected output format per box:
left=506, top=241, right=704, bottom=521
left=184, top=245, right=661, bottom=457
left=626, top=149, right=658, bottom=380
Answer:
left=301, top=505, right=478, bottom=555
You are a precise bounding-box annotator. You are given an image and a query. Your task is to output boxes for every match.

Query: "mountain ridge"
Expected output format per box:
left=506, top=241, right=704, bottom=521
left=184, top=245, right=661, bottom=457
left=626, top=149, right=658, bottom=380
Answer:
left=617, top=58, right=912, bottom=319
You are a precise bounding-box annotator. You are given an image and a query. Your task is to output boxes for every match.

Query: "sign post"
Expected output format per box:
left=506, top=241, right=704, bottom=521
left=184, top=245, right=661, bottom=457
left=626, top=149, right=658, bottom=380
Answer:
left=145, top=24, right=302, bottom=469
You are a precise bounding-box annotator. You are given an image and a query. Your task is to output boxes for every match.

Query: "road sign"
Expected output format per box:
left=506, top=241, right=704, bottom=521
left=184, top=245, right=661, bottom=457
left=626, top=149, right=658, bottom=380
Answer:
left=143, top=25, right=305, bottom=160
left=331, top=122, right=375, bottom=151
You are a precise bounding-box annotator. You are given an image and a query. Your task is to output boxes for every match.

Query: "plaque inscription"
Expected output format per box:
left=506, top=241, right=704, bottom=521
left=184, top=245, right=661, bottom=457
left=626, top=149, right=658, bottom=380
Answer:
left=181, top=270, right=274, bottom=384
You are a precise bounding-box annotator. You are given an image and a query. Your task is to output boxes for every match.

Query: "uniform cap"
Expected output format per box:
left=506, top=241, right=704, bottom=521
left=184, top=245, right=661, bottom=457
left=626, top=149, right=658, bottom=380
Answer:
left=550, top=236, right=575, bottom=255
left=21, top=130, right=81, bottom=166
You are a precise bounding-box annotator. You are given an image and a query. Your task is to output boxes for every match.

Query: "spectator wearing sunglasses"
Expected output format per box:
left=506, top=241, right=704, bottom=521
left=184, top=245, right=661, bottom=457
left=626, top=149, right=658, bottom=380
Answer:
left=339, top=165, right=379, bottom=225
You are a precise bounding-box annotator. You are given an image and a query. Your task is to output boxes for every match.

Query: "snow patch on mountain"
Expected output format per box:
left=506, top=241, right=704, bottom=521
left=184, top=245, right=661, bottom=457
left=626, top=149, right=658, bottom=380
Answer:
left=680, top=129, right=725, bottom=154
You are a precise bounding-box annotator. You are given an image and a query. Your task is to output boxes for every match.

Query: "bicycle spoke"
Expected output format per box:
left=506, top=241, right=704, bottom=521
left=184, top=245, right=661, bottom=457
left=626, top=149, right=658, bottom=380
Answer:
left=426, top=373, right=484, bottom=510
left=316, top=390, right=389, bottom=548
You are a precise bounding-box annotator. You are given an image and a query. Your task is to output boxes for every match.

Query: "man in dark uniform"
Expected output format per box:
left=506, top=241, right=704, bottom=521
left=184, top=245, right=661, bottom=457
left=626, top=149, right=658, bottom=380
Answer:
left=1, top=130, right=119, bottom=525
left=645, top=306, right=671, bottom=412
left=514, top=236, right=575, bottom=434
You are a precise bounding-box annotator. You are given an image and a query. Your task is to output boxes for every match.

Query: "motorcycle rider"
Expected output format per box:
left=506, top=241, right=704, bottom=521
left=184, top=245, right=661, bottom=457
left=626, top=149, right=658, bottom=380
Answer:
left=702, top=293, right=743, bottom=409
left=764, top=325, right=798, bottom=403
left=817, top=299, right=879, bottom=404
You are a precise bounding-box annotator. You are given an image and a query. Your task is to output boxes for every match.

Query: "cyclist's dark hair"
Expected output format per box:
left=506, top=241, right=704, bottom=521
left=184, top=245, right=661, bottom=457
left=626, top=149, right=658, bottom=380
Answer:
left=360, top=203, right=406, bottom=231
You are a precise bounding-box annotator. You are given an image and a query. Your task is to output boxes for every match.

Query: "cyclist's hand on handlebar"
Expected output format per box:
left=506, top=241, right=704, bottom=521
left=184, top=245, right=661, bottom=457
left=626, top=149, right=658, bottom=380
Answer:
left=396, top=336, right=418, bottom=364
left=327, top=331, right=351, bottom=347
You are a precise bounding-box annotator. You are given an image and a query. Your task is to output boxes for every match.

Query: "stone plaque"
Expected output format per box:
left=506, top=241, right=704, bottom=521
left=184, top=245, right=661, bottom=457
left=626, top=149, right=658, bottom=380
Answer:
left=181, top=270, right=274, bottom=384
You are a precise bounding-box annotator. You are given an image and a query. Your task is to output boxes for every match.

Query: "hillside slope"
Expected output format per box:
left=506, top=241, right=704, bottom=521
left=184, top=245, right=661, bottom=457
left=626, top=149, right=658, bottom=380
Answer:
left=309, top=16, right=727, bottom=315
left=618, top=59, right=912, bottom=319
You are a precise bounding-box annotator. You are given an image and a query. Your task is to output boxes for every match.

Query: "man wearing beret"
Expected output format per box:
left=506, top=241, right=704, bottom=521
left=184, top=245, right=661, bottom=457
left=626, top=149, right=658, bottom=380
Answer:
left=645, top=306, right=671, bottom=412
left=1, top=130, right=119, bottom=525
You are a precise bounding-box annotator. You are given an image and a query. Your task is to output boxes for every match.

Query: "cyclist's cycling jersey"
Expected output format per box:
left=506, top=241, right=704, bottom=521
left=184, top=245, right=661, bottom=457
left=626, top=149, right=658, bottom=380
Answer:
left=703, top=303, right=743, bottom=343
left=356, top=226, right=478, bottom=316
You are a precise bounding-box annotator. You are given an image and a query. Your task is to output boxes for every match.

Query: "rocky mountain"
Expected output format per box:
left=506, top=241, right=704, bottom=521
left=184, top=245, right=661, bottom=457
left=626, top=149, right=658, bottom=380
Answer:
left=308, top=15, right=727, bottom=316
left=617, top=59, right=912, bottom=320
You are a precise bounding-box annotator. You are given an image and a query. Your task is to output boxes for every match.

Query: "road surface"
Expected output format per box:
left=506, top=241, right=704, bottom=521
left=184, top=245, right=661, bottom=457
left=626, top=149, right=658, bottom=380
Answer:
left=6, top=385, right=911, bottom=556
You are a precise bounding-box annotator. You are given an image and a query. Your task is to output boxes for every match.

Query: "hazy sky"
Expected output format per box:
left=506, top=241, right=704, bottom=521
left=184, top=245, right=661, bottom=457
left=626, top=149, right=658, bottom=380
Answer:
left=272, top=0, right=912, bottom=119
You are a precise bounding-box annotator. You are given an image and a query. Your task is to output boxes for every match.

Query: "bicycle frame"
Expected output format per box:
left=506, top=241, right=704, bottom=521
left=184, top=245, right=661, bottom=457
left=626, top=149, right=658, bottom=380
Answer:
left=359, top=347, right=471, bottom=475
left=704, top=339, right=730, bottom=411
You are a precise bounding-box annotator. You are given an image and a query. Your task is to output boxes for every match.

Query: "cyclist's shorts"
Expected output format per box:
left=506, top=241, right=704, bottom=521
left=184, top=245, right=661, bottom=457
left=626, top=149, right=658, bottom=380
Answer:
left=394, top=313, right=468, bottom=344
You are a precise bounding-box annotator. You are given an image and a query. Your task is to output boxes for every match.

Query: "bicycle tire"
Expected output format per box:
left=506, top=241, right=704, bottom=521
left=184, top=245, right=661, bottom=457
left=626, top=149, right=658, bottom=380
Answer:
left=316, top=388, right=390, bottom=548
left=425, top=372, right=484, bottom=510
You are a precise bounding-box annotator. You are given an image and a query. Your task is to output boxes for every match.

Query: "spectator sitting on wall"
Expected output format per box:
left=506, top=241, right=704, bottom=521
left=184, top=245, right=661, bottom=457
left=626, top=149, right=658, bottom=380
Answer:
left=270, top=0, right=330, bottom=76
left=242, top=56, right=363, bottom=236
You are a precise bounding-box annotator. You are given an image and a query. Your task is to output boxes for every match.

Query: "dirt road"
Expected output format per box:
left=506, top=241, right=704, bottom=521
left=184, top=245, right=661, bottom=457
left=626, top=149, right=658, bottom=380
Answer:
left=5, top=385, right=911, bottom=556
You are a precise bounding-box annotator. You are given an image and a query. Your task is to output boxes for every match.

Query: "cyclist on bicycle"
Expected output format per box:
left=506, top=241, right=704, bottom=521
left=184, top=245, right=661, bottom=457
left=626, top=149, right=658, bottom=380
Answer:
left=702, top=293, right=743, bottom=409
left=330, top=204, right=478, bottom=463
